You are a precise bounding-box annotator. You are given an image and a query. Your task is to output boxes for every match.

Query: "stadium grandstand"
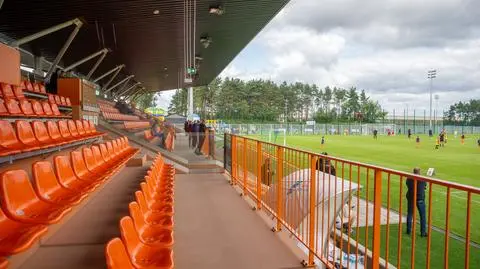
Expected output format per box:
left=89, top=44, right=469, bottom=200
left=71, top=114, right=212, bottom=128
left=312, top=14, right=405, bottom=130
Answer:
left=0, top=1, right=478, bottom=269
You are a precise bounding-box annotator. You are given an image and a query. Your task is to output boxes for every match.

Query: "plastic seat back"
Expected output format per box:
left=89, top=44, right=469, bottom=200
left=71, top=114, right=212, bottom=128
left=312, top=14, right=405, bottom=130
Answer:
left=82, top=148, right=99, bottom=171
left=0, top=170, right=39, bottom=219
left=70, top=151, right=90, bottom=178
left=67, top=120, right=79, bottom=137
left=47, top=94, right=55, bottom=104
left=13, top=86, right=26, bottom=99
left=0, top=120, right=21, bottom=149
left=75, top=120, right=86, bottom=136
left=57, top=120, right=72, bottom=140
left=89, top=121, right=97, bottom=133
left=60, top=96, right=66, bottom=106
left=128, top=202, right=146, bottom=231
left=54, top=95, right=61, bottom=105
left=0, top=99, right=8, bottom=115
left=46, top=121, right=62, bottom=142
left=105, top=238, right=135, bottom=269
left=41, top=102, right=53, bottom=116
left=32, top=121, right=53, bottom=145
left=5, top=99, right=22, bottom=115
left=0, top=83, right=15, bottom=99
left=135, top=191, right=150, bottom=214
left=119, top=216, right=142, bottom=256
left=31, top=100, right=45, bottom=116
left=32, top=161, right=63, bottom=200
left=82, top=120, right=91, bottom=134
left=33, top=83, right=40, bottom=93
left=91, top=146, right=106, bottom=165
left=106, top=141, right=115, bottom=157
left=66, top=97, right=71, bottom=106
left=99, top=144, right=111, bottom=161
left=50, top=103, right=62, bottom=116
left=15, top=121, right=40, bottom=148
left=39, top=84, right=46, bottom=94
left=111, top=140, right=120, bottom=153
left=22, top=81, right=34, bottom=92
left=54, top=156, right=79, bottom=186
left=19, top=99, right=35, bottom=116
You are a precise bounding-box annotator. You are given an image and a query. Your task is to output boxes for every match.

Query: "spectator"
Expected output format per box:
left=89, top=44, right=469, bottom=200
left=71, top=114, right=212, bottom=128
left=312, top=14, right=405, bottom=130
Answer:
left=192, top=120, right=199, bottom=149
left=195, top=120, right=207, bottom=154
left=316, top=152, right=336, bottom=176
left=151, top=118, right=165, bottom=148
left=406, top=168, right=427, bottom=237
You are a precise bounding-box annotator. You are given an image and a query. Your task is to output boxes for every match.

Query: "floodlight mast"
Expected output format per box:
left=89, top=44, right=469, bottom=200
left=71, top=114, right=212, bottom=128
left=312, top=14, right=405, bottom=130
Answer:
left=427, top=70, right=437, bottom=131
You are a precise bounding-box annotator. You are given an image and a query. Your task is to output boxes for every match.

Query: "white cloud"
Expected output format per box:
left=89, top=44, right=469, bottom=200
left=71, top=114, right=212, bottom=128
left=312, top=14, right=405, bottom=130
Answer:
left=219, top=0, right=480, bottom=113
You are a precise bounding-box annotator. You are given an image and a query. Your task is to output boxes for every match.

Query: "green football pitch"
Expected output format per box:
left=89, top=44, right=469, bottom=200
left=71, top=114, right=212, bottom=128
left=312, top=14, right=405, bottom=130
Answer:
left=252, top=133, right=480, bottom=268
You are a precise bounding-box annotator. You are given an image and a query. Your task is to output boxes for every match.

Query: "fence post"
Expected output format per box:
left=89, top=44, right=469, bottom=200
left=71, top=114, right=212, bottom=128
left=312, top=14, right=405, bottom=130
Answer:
left=256, top=141, right=262, bottom=210
left=276, top=146, right=284, bottom=231
left=243, top=137, right=247, bottom=196
left=308, top=155, right=318, bottom=266
left=231, top=136, right=237, bottom=185
left=372, top=169, right=383, bottom=269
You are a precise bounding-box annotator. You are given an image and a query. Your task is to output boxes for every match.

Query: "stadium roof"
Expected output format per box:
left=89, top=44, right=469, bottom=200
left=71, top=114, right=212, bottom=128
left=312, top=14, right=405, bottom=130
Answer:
left=0, top=0, right=289, bottom=92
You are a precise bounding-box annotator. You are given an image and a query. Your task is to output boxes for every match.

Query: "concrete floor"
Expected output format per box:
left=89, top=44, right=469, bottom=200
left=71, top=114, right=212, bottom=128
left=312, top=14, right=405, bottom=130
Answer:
left=16, top=165, right=301, bottom=269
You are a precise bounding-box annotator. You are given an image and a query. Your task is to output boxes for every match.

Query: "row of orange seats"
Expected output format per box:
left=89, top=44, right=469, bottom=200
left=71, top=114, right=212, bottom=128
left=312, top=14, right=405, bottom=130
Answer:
left=0, top=97, right=67, bottom=118
left=0, top=119, right=103, bottom=157
left=1, top=83, right=71, bottom=108
left=20, top=80, right=46, bottom=94
left=0, top=137, right=139, bottom=263
left=106, top=155, right=175, bottom=269
left=102, top=112, right=140, bottom=122
left=123, top=121, right=150, bottom=130
left=98, top=103, right=120, bottom=114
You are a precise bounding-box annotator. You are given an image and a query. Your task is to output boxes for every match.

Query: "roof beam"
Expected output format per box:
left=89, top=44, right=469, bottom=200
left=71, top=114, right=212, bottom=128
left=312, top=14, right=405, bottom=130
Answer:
left=93, top=64, right=124, bottom=83
left=63, top=48, right=109, bottom=72
left=105, top=75, right=134, bottom=93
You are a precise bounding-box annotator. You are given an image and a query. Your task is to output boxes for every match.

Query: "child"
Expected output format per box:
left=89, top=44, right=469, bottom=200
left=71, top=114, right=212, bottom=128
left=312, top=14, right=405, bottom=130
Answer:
left=416, top=136, right=420, bottom=148
left=435, top=137, right=440, bottom=149
left=321, top=136, right=325, bottom=148
left=461, top=134, right=465, bottom=145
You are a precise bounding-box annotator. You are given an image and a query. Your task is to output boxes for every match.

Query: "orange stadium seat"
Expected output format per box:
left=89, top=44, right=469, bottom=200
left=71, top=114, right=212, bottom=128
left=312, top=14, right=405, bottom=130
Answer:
left=57, top=120, right=74, bottom=141
left=82, top=120, right=92, bottom=135
left=5, top=98, right=22, bottom=116
left=0, top=99, right=8, bottom=116
left=15, top=120, right=42, bottom=150
left=0, top=120, right=23, bottom=156
left=19, top=99, right=36, bottom=116
left=47, top=94, right=55, bottom=104
left=41, top=101, right=54, bottom=116
left=31, top=100, right=45, bottom=116
left=32, top=161, right=87, bottom=206
left=129, top=201, right=173, bottom=229
left=67, top=120, right=80, bottom=138
left=13, top=86, right=26, bottom=99
left=141, top=182, right=174, bottom=208
left=105, top=238, right=135, bottom=269
left=54, top=95, right=61, bottom=105
left=119, top=216, right=174, bottom=269
left=0, top=207, right=48, bottom=256
left=82, top=147, right=115, bottom=177
left=32, top=83, right=40, bottom=93
left=129, top=202, right=173, bottom=247
left=0, top=83, right=15, bottom=99
left=135, top=190, right=173, bottom=217
left=75, top=120, right=86, bottom=136
left=45, top=121, right=67, bottom=145
left=0, top=257, right=7, bottom=268
left=39, top=84, right=47, bottom=94
left=66, top=97, right=71, bottom=106
left=70, top=151, right=107, bottom=183
left=0, top=170, right=71, bottom=224
left=50, top=103, right=62, bottom=116
left=54, top=156, right=97, bottom=194
left=32, top=121, right=56, bottom=146
left=60, top=96, right=66, bottom=106
left=22, top=81, right=34, bottom=92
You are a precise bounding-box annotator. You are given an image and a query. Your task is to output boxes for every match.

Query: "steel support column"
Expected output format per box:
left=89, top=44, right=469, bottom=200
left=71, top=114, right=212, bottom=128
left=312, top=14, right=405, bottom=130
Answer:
left=116, top=82, right=141, bottom=98
left=114, top=76, right=134, bottom=96
left=101, top=67, right=123, bottom=91
left=93, top=65, right=124, bottom=83
left=126, top=87, right=144, bottom=102
left=105, top=75, right=134, bottom=94
left=86, top=52, right=107, bottom=80
left=10, top=18, right=83, bottom=47
left=44, top=20, right=84, bottom=82
left=63, top=48, right=109, bottom=72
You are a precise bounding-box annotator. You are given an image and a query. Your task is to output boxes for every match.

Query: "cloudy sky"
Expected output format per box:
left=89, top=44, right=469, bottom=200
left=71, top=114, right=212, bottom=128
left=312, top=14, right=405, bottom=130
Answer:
left=160, top=0, right=480, bottom=114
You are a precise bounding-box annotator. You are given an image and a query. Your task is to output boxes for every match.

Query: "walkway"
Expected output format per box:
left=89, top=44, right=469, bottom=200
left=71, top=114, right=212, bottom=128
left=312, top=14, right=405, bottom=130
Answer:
left=174, top=173, right=301, bottom=269
left=16, top=165, right=300, bottom=268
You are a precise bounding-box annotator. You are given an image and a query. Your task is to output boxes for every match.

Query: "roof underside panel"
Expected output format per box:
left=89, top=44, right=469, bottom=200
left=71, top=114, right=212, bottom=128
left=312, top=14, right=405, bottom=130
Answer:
left=0, top=0, right=289, bottom=92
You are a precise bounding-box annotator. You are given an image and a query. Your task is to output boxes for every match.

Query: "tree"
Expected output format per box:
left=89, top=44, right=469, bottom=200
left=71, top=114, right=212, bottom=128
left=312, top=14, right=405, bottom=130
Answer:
left=444, top=99, right=480, bottom=125
left=168, top=88, right=188, bottom=115
left=136, top=92, right=158, bottom=111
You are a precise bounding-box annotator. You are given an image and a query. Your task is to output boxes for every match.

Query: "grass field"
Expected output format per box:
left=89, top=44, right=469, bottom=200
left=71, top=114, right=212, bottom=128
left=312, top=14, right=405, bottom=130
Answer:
left=251, top=133, right=480, bottom=267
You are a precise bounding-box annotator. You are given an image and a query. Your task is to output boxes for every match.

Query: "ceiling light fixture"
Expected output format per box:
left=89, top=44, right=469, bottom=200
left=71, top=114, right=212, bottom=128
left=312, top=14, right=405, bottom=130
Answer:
left=200, top=36, right=212, bottom=48
left=209, top=5, right=224, bottom=15
left=153, top=10, right=160, bottom=15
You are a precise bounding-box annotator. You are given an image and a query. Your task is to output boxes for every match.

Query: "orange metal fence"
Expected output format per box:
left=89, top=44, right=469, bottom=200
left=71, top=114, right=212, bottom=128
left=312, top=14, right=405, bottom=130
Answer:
left=224, top=134, right=480, bottom=269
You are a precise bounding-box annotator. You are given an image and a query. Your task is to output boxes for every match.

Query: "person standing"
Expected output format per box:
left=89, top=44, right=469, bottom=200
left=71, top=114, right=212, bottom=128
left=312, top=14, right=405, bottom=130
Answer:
left=406, top=168, right=427, bottom=237
left=408, top=129, right=412, bottom=139
left=192, top=120, right=199, bottom=149
left=320, top=136, right=325, bottom=149
left=373, top=129, right=378, bottom=140
left=195, top=120, right=207, bottom=154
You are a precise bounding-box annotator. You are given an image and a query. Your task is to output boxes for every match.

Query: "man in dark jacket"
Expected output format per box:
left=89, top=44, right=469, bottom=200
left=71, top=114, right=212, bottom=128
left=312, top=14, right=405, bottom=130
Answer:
left=316, top=152, right=336, bottom=176
left=195, top=120, right=207, bottom=154
left=406, top=167, right=427, bottom=237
